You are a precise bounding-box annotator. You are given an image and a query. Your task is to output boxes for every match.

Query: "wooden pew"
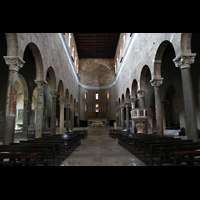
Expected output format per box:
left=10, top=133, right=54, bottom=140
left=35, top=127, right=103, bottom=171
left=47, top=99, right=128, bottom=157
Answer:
left=157, top=143, right=200, bottom=166
left=0, top=145, right=50, bottom=166
left=140, top=139, right=188, bottom=164
left=148, top=141, right=200, bottom=166
left=0, top=152, right=38, bottom=166
left=10, top=142, right=60, bottom=165
left=174, top=151, right=200, bottom=166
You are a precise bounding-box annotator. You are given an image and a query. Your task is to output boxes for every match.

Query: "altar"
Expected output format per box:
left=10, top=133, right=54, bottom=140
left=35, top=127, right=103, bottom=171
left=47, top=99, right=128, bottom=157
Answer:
left=88, top=118, right=107, bottom=127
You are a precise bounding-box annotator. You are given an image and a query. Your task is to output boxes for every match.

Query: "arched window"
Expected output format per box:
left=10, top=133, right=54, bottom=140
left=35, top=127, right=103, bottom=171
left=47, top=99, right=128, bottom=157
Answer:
left=85, top=103, right=87, bottom=112
left=107, top=92, right=109, bottom=99
left=95, top=92, right=98, bottom=100
left=84, top=90, right=88, bottom=99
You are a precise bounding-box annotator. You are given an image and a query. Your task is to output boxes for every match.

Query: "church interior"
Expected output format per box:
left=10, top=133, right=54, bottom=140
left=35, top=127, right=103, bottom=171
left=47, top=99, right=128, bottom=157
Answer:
left=0, top=33, right=200, bottom=166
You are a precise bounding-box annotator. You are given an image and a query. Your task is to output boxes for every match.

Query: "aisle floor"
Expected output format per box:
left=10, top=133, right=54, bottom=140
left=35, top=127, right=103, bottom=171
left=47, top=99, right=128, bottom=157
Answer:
left=60, top=134, right=146, bottom=166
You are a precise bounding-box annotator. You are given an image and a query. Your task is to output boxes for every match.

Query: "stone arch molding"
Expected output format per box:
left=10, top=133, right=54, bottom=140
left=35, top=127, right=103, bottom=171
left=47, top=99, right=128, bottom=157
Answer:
left=23, top=42, right=44, bottom=82
left=151, top=40, right=176, bottom=87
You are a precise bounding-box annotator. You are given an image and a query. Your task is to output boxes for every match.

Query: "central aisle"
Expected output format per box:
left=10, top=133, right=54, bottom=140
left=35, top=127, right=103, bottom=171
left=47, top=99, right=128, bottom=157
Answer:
left=60, top=127, right=146, bottom=166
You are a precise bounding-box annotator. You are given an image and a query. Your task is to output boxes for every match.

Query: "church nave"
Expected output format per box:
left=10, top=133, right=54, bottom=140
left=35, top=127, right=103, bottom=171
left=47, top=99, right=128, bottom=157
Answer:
left=60, top=128, right=146, bottom=166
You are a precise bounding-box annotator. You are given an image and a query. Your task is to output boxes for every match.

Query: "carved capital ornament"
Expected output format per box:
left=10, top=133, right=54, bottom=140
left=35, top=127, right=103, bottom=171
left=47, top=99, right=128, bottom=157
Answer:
left=173, top=53, right=196, bottom=69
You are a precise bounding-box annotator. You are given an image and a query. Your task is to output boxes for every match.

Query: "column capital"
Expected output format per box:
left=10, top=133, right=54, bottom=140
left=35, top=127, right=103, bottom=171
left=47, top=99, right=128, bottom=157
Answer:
left=125, top=102, right=131, bottom=107
left=150, top=77, right=164, bottom=87
left=137, top=90, right=145, bottom=97
left=65, top=103, right=70, bottom=108
left=50, top=91, right=57, bottom=98
left=34, top=80, right=45, bottom=91
left=130, top=97, right=137, bottom=102
left=4, top=56, right=25, bottom=72
left=59, top=98, right=65, bottom=104
left=173, top=53, right=196, bottom=69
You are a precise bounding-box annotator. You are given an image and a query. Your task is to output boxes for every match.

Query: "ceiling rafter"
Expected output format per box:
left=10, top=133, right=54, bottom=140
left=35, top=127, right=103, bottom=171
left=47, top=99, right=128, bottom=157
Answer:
left=73, top=33, right=120, bottom=58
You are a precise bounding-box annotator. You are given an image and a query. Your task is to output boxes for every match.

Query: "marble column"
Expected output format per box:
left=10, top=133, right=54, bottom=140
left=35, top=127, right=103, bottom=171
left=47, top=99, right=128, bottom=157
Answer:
left=35, top=80, right=44, bottom=138
left=70, top=108, right=74, bottom=130
left=65, top=103, right=70, bottom=132
left=118, top=107, right=121, bottom=127
left=130, top=98, right=137, bottom=131
left=23, top=99, right=30, bottom=136
left=3, top=56, right=25, bottom=144
left=150, top=78, right=164, bottom=136
left=173, top=53, right=198, bottom=142
left=125, top=103, right=130, bottom=129
left=121, top=105, right=125, bottom=129
left=130, top=97, right=137, bottom=109
left=50, top=91, right=57, bottom=135
left=137, top=90, right=145, bottom=108
left=59, top=98, right=65, bottom=134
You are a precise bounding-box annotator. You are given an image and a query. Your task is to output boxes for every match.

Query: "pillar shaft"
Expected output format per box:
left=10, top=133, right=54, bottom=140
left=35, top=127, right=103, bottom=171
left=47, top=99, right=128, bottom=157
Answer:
left=59, top=98, right=65, bottom=134
left=65, top=104, right=70, bottom=132
left=35, top=80, right=44, bottom=138
left=3, top=56, right=25, bottom=144
left=121, top=106, right=125, bottom=129
left=70, top=108, right=74, bottom=130
left=150, top=78, right=164, bottom=136
left=50, top=91, right=57, bottom=135
left=23, top=99, right=30, bottom=135
left=137, top=90, right=145, bottom=108
left=125, top=103, right=130, bottom=129
left=173, top=53, right=198, bottom=142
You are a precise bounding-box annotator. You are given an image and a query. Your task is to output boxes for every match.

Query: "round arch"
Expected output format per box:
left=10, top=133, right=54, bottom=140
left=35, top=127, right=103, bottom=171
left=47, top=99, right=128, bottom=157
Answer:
left=121, top=94, right=125, bottom=106
left=118, top=98, right=121, bottom=108
left=58, top=80, right=64, bottom=100
left=140, top=65, right=152, bottom=91
left=153, top=40, right=176, bottom=79
left=46, top=66, right=57, bottom=92
left=125, top=88, right=130, bottom=103
left=131, top=79, right=138, bottom=98
left=24, top=42, right=44, bottom=82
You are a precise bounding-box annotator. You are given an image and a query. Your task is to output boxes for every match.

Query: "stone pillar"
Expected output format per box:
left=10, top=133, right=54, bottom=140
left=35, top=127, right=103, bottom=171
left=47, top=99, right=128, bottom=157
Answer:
left=125, top=103, right=130, bottom=129
left=70, top=108, right=74, bottom=130
left=35, top=80, right=44, bottom=138
left=150, top=78, right=164, bottom=136
left=59, top=98, right=65, bottom=134
left=173, top=53, right=198, bottom=142
left=65, top=103, right=70, bottom=132
left=121, top=105, right=125, bottom=129
left=50, top=91, right=57, bottom=135
left=130, top=98, right=137, bottom=131
left=23, top=99, right=30, bottom=135
left=118, top=107, right=121, bottom=127
left=137, top=90, right=145, bottom=108
left=3, top=56, right=25, bottom=144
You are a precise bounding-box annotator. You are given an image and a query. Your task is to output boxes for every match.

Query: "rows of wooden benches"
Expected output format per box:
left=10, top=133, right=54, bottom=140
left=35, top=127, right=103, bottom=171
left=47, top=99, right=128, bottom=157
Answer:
left=109, top=129, right=200, bottom=166
left=0, top=130, right=87, bottom=166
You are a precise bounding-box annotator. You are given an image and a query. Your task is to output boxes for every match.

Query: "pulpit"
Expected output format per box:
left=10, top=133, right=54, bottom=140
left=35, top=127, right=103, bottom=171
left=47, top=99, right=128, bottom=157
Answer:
left=131, top=108, right=148, bottom=133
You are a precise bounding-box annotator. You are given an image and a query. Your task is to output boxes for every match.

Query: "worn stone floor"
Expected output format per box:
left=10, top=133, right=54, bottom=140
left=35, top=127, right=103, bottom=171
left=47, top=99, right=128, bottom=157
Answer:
left=60, top=128, right=146, bottom=166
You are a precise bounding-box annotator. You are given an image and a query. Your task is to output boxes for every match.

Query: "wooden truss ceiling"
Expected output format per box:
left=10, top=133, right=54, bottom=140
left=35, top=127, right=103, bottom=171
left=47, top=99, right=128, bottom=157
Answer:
left=73, top=33, right=120, bottom=58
